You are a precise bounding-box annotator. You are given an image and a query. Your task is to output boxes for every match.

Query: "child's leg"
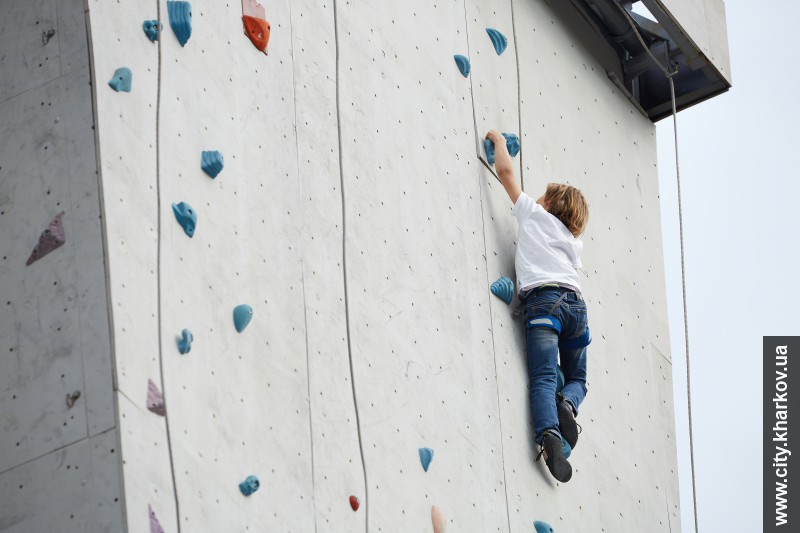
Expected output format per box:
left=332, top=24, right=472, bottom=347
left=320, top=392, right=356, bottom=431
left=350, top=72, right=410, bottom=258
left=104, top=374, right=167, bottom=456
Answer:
left=526, top=324, right=561, bottom=444
left=559, top=345, right=587, bottom=414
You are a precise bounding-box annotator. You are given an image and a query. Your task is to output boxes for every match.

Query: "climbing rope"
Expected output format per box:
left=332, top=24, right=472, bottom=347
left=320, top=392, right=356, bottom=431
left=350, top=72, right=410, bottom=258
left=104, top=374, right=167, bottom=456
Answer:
left=611, top=3, right=699, bottom=532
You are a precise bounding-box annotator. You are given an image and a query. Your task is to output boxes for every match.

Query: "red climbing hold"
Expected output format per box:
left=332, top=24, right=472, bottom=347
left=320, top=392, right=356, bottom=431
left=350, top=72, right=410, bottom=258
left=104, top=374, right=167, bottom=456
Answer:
left=349, top=495, right=360, bottom=511
left=243, top=15, right=270, bottom=52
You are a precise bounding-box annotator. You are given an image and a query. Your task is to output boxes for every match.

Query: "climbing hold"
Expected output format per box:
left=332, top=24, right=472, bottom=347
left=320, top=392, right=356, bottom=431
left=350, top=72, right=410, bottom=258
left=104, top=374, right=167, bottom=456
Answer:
left=505, top=133, right=521, bottom=158
left=26, top=211, right=66, bottom=266
left=349, top=495, right=360, bottom=511
left=143, top=20, right=161, bottom=42
left=167, top=1, right=192, bottom=47
left=486, top=28, right=508, bottom=55
left=490, top=276, right=514, bottom=305
left=41, top=29, right=56, bottom=45
left=431, top=505, right=446, bottom=533
left=65, top=391, right=81, bottom=408
left=171, top=201, right=197, bottom=237
left=534, top=520, right=555, bottom=533
left=239, top=475, right=260, bottom=496
left=242, top=0, right=270, bottom=52
left=562, top=436, right=572, bottom=459
left=147, top=379, right=165, bottom=416
left=149, top=505, right=165, bottom=533
left=484, top=133, right=520, bottom=165
left=419, top=447, right=434, bottom=472
left=233, top=304, right=253, bottom=333
left=107, top=67, right=132, bottom=92
left=453, top=54, right=471, bottom=78
left=243, top=16, right=271, bottom=52
left=178, top=329, right=193, bottom=354
left=556, top=365, right=565, bottom=393
left=201, top=150, right=225, bottom=178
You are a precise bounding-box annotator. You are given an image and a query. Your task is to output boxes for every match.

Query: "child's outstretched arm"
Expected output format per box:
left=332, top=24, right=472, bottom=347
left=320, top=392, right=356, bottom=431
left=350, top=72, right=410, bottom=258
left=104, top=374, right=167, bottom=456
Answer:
left=485, top=129, right=522, bottom=204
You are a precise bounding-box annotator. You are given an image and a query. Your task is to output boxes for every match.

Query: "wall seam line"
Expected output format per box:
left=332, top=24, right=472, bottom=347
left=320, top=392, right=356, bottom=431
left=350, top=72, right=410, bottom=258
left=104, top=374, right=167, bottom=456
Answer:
left=287, top=1, right=319, bottom=529
left=332, top=1, right=369, bottom=531
left=81, top=0, right=129, bottom=527
left=510, top=0, right=524, bottom=191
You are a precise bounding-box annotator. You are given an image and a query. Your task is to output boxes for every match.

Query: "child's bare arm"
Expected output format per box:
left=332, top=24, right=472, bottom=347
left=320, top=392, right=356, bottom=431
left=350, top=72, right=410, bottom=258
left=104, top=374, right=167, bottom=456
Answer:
left=486, top=130, right=522, bottom=204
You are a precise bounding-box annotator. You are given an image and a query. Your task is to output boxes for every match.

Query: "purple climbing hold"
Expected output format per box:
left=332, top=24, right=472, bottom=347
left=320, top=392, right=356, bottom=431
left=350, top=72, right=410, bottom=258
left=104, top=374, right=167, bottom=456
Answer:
left=149, top=505, right=165, bottom=533
left=147, top=379, right=166, bottom=416
left=26, top=211, right=66, bottom=266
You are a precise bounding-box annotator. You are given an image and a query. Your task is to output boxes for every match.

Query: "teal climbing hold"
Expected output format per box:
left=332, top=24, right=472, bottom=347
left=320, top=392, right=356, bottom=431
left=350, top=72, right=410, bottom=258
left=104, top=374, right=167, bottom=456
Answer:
left=453, top=54, right=471, bottom=77
left=143, top=20, right=162, bottom=42
left=108, top=67, right=132, bottom=92
left=505, top=133, right=521, bottom=157
left=486, top=28, right=508, bottom=55
left=178, top=329, right=193, bottom=354
left=562, top=436, right=572, bottom=459
left=201, top=151, right=225, bottom=178
left=419, top=447, right=434, bottom=472
left=239, top=475, right=260, bottom=496
left=484, top=133, right=520, bottom=165
left=556, top=365, right=565, bottom=393
left=233, top=304, right=253, bottom=333
left=167, top=1, right=192, bottom=47
left=534, top=520, right=554, bottom=533
left=172, top=202, right=197, bottom=237
left=490, top=276, right=514, bottom=305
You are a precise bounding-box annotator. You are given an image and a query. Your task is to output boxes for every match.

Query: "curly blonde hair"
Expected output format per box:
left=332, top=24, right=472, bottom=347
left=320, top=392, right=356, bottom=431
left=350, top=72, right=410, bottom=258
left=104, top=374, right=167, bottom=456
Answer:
left=543, top=183, right=589, bottom=237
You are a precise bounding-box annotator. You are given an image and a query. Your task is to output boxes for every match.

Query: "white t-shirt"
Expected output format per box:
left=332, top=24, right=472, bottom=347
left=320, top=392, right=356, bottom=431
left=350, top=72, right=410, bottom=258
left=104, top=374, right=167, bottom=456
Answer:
left=511, top=192, right=583, bottom=295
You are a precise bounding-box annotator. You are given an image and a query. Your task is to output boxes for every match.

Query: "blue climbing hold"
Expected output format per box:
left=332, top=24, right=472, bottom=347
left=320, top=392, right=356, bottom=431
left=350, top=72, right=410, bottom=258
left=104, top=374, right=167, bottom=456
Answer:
left=490, top=276, right=514, bottom=305
left=484, top=133, right=521, bottom=165
left=171, top=202, right=197, bottom=237
left=239, top=475, right=260, bottom=496
left=453, top=54, right=471, bottom=78
left=534, top=520, right=555, bottom=533
left=167, top=1, right=192, bottom=47
left=556, top=365, right=565, bottom=393
left=562, top=436, right=572, bottom=459
left=419, top=447, right=434, bottom=472
left=486, top=28, right=508, bottom=55
left=233, top=304, right=253, bottom=333
left=143, top=20, right=162, bottom=42
left=178, top=329, right=193, bottom=354
left=505, top=133, right=521, bottom=158
left=201, top=151, right=225, bottom=178
left=108, top=67, right=132, bottom=92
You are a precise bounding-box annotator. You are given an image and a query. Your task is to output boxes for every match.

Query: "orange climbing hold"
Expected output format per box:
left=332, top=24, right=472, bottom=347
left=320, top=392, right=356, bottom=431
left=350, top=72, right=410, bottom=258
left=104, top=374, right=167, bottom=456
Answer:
left=242, top=15, right=270, bottom=52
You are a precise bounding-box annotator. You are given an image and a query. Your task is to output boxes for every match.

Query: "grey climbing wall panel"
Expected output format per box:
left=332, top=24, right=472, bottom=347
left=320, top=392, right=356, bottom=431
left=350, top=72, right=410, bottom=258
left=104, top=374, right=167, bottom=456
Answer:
left=0, top=0, right=123, bottom=531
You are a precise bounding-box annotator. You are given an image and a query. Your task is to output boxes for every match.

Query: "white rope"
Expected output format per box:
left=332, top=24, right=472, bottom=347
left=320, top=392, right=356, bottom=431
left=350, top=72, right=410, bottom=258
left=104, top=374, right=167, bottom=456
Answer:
left=611, top=4, right=699, bottom=532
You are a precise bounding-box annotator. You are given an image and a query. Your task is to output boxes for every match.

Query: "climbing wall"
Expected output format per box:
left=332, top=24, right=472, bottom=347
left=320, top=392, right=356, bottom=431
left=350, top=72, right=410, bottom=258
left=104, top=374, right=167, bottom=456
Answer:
left=0, top=0, right=729, bottom=530
left=0, top=0, right=123, bottom=530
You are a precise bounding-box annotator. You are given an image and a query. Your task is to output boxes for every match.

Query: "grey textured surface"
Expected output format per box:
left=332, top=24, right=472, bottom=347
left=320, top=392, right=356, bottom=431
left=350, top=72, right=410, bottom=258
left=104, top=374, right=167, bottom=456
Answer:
left=0, top=0, right=122, bottom=531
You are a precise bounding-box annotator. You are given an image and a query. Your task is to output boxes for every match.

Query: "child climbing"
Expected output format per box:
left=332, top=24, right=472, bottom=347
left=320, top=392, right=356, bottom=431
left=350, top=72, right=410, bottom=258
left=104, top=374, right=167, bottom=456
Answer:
left=485, top=130, right=591, bottom=483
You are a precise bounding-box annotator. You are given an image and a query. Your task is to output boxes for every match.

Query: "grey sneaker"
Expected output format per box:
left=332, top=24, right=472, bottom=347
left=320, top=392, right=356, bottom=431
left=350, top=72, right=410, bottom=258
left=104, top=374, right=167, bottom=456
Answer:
left=539, top=431, right=572, bottom=482
left=557, top=394, right=580, bottom=449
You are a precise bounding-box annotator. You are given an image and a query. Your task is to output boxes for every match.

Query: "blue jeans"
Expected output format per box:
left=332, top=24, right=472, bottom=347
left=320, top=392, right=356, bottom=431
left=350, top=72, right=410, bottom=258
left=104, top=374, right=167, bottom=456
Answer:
left=524, top=287, right=589, bottom=445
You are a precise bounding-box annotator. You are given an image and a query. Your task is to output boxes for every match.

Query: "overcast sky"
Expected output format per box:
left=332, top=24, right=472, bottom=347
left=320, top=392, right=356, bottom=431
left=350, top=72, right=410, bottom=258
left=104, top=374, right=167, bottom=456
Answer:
left=654, top=1, right=800, bottom=530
